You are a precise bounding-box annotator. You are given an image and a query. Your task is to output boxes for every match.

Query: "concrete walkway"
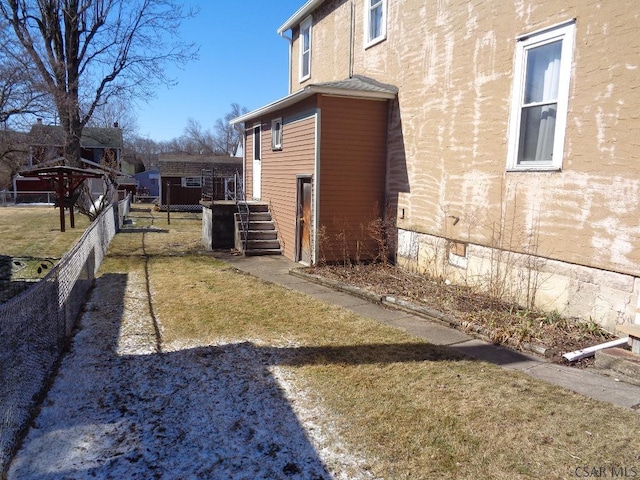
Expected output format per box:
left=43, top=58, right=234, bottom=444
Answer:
left=213, top=252, right=640, bottom=410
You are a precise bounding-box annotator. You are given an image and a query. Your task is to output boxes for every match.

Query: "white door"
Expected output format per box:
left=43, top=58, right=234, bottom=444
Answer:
left=252, top=124, right=261, bottom=200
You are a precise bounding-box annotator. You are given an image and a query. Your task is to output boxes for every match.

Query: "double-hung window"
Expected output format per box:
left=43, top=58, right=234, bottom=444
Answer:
left=507, top=21, right=575, bottom=171
left=365, top=0, right=386, bottom=48
left=271, top=118, right=283, bottom=150
left=299, top=16, right=312, bottom=82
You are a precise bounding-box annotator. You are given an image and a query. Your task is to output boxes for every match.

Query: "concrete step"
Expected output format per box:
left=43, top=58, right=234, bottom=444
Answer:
left=242, top=230, right=278, bottom=241
left=245, top=202, right=269, bottom=213
left=240, top=220, right=276, bottom=231
left=234, top=212, right=273, bottom=223
left=245, top=239, right=281, bottom=250
left=247, top=212, right=272, bottom=222
left=594, top=346, right=640, bottom=386
left=244, top=248, right=282, bottom=256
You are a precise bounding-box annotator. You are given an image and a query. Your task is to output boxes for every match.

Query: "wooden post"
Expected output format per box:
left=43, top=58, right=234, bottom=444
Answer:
left=57, top=173, right=66, bottom=232
left=166, top=181, right=171, bottom=225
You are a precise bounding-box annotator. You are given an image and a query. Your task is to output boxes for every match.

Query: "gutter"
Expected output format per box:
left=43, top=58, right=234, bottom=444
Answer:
left=278, top=29, right=293, bottom=95
left=562, top=337, right=630, bottom=362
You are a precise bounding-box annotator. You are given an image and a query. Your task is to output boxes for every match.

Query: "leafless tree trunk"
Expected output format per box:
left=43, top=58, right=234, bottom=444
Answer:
left=0, top=0, right=197, bottom=168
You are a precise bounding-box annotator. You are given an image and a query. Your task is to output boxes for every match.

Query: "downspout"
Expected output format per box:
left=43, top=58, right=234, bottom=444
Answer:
left=279, top=29, right=294, bottom=94
left=313, top=108, right=321, bottom=265
left=349, top=1, right=354, bottom=78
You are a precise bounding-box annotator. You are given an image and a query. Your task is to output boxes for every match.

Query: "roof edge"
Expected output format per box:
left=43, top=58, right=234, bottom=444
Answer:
left=230, top=84, right=396, bottom=126
left=277, top=0, right=326, bottom=35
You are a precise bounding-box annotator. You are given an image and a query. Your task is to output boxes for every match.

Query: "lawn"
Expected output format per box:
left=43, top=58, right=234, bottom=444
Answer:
left=93, top=207, right=639, bottom=479
left=0, top=205, right=91, bottom=258
left=0, top=206, right=93, bottom=303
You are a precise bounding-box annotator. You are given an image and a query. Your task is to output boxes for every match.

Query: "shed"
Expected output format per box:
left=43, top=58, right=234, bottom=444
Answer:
left=158, top=154, right=242, bottom=211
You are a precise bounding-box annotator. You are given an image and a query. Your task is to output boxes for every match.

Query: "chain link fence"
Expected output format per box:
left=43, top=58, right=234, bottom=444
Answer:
left=0, top=195, right=130, bottom=473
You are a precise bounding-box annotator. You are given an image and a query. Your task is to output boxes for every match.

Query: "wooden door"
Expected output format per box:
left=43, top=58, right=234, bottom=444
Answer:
left=297, top=177, right=312, bottom=264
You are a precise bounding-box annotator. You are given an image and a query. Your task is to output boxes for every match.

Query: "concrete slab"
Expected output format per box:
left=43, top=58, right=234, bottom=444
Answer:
left=210, top=252, right=640, bottom=410
left=595, top=347, right=640, bottom=386
left=526, top=363, right=640, bottom=409
left=308, top=291, right=371, bottom=309
left=346, top=302, right=416, bottom=324
left=452, top=339, right=543, bottom=371
left=385, top=316, right=473, bottom=346
left=288, top=281, right=339, bottom=296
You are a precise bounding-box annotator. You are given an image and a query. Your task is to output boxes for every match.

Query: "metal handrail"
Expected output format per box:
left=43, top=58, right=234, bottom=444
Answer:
left=234, top=170, right=250, bottom=251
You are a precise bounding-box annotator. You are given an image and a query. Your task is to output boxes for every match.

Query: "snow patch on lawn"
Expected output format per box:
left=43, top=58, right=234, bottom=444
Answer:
left=7, top=271, right=376, bottom=479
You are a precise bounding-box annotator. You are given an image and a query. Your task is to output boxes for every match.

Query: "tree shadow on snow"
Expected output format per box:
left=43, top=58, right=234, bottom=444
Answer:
left=8, top=271, right=487, bottom=480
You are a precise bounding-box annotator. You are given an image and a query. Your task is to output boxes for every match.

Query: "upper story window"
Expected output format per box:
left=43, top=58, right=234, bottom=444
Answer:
left=365, top=0, right=387, bottom=48
left=299, top=16, right=312, bottom=82
left=271, top=118, right=283, bottom=150
left=507, top=21, right=575, bottom=171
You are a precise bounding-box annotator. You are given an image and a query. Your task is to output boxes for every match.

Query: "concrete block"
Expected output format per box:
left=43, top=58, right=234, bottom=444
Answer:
left=595, top=347, right=640, bottom=386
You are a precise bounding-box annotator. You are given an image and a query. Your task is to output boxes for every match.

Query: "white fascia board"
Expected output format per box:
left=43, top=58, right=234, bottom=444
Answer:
left=230, top=85, right=395, bottom=126
left=277, top=0, right=326, bottom=35
left=230, top=89, right=313, bottom=125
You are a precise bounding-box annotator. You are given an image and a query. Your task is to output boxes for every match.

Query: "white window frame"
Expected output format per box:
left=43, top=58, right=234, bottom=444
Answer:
left=182, top=176, right=202, bottom=188
left=271, top=118, right=283, bottom=150
left=506, top=21, right=575, bottom=171
left=364, top=0, right=387, bottom=49
left=299, top=16, right=312, bottom=82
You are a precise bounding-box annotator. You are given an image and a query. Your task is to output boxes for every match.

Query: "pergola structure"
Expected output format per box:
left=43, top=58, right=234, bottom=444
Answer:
left=19, top=165, right=104, bottom=232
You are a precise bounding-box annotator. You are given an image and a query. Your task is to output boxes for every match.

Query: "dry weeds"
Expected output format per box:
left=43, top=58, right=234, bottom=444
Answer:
left=310, top=264, right=613, bottom=364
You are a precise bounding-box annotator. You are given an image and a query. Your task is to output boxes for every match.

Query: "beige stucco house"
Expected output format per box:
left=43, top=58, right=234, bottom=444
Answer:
left=234, top=0, right=640, bottom=332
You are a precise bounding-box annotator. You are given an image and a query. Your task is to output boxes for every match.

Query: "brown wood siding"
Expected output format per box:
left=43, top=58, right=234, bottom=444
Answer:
left=318, top=96, right=388, bottom=263
left=161, top=177, right=202, bottom=205
left=261, top=114, right=316, bottom=260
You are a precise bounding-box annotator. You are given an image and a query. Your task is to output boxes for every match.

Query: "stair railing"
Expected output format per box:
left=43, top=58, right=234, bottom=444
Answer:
left=234, top=170, right=250, bottom=251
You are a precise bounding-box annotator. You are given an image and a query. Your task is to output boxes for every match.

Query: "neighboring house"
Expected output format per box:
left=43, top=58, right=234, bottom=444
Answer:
left=158, top=153, right=242, bottom=211
left=232, top=0, right=640, bottom=331
left=26, top=120, right=123, bottom=168
left=134, top=167, right=160, bottom=200
left=14, top=121, right=124, bottom=200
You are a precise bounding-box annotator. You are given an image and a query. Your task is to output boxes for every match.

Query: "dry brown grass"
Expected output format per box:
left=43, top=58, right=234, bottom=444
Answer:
left=0, top=205, right=90, bottom=258
left=99, top=207, right=640, bottom=479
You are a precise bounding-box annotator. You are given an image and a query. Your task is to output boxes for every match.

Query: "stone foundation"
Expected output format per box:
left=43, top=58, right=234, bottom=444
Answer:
left=396, top=229, right=639, bottom=333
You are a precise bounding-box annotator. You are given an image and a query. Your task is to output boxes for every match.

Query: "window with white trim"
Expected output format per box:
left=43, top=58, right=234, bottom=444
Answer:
left=253, top=124, right=261, bottom=160
left=271, top=118, right=283, bottom=150
left=299, top=16, right=312, bottom=81
left=507, top=21, right=575, bottom=171
left=364, top=0, right=386, bottom=48
left=182, top=176, right=202, bottom=188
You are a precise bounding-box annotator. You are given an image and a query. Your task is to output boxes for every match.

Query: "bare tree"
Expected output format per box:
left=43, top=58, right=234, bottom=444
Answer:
left=85, top=97, right=139, bottom=143
left=183, top=118, right=215, bottom=154
left=213, top=103, right=247, bottom=156
left=180, top=104, right=248, bottom=156
left=128, top=135, right=159, bottom=170
left=0, top=52, right=46, bottom=187
left=0, top=0, right=198, bottom=170
left=0, top=58, right=49, bottom=130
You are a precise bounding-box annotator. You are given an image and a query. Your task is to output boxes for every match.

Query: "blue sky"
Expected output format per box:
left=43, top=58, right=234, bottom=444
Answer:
left=135, top=0, right=304, bottom=142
